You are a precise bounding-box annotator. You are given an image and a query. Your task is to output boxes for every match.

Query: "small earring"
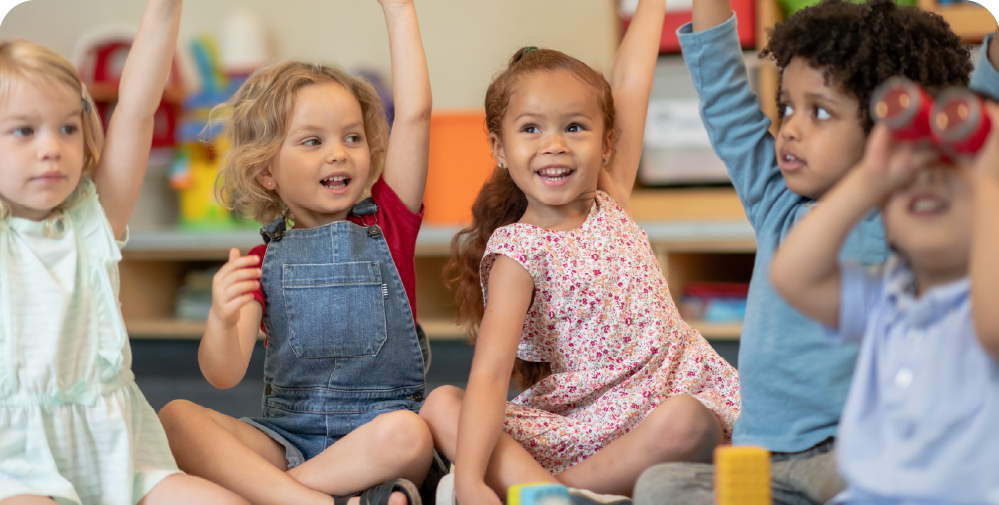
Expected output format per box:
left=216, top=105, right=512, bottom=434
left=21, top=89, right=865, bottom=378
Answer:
left=602, top=158, right=608, bottom=164
left=498, top=162, right=504, bottom=169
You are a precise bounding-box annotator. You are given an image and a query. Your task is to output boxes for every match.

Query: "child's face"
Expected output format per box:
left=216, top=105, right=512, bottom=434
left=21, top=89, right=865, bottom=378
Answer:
left=491, top=70, right=611, bottom=210
left=776, top=57, right=867, bottom=200
left=260, top=82, right=371, bottom=228
left=0, top=80, right=85, bottom=221
left=882, top=163, right=973, bottom=286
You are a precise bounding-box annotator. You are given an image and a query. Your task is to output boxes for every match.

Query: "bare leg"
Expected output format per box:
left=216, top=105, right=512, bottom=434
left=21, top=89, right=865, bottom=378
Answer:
left=0, top=497, right=58, bottom=505
left=159, top=399, right=336, bottom=505
left=420, top=386, right=558, bottom=496
left=556, top=395, right=723, bottom=496
left=138, top=473, right=250, bottom=505
left=288, top=409, right=434, bottom=494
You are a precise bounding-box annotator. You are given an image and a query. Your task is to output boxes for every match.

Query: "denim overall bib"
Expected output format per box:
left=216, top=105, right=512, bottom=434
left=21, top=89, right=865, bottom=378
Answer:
left=242, top=199, right=427, bottom=467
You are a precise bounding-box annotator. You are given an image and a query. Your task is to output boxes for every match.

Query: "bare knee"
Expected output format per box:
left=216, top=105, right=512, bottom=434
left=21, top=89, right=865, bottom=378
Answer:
left=642, top=396, right=721, bottom=463
left=419, top=386, right=463, bottom=432
left=372, top=410, right=434, bottom=464
left=158, top=399, right=205, bottom=435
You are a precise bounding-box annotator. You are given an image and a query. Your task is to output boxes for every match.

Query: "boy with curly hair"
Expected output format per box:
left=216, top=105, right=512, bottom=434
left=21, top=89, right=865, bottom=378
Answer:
left=633, top=0, right=999, bottom=503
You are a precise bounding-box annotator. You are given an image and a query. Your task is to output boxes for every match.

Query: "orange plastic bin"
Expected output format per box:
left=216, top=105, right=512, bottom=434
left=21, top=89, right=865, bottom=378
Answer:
left=424, top=111, right=495, bottom=225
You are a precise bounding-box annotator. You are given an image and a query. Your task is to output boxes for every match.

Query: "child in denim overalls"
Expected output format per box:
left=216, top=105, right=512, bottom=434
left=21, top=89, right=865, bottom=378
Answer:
left=158, top=2, right=436, bottom=504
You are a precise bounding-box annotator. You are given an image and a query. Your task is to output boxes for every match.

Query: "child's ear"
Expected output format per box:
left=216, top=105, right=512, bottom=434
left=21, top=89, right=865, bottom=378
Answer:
left=489, top=132, right=507, bottom=168
left=257, top=168, right=277, bottom=191
left=602, top=130, right=616, bottom=170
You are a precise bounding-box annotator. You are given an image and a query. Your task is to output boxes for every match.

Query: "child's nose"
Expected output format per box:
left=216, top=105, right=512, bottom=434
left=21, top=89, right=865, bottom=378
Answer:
left=542, top=133, right=569, bottom=155
left=37, top=133, right=62, bottom=161
left=780, top=115, right=802, bottom=142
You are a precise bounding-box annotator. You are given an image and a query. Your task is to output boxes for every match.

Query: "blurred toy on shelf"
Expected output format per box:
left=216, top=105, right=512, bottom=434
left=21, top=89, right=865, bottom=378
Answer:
left=175, top=267, right=216, bottom=321
left=679, top=282, right=749, bottom=323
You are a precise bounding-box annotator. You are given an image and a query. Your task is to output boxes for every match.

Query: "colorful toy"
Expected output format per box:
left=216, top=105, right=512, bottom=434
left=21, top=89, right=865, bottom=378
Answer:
left=507, top=483, right=570, bottom=505
left=871, top=77, right=992, bottom=155
left=714, top=445, right=771, bottom=505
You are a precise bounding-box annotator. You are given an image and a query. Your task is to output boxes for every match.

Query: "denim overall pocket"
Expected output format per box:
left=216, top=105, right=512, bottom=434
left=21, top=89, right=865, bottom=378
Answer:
left=282, top=261, right=388, bottom=358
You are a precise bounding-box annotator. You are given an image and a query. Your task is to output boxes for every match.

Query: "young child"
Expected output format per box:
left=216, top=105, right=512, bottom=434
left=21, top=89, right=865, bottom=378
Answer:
left=0, top=1, right=249, bottom=504
left=634, top=1, right=999, bottom=503
left=156, top=1, right=435, bottom=504
left=769, top=99, right=999, bottom=503
left=418, top=1, right=740, bottom=503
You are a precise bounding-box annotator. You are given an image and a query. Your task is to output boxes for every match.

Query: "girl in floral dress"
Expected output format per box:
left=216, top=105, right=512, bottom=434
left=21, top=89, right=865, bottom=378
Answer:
left=418, top=1, right=740, bottom=503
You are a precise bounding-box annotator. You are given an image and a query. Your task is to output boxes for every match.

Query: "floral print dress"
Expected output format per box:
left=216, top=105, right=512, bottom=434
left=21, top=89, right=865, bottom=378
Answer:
left=480, top=191, right=740, bottom=474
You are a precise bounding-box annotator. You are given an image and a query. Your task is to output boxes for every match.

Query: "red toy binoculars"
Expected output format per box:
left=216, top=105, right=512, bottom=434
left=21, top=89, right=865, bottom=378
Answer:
left=870, top=77, right=992, bottom=155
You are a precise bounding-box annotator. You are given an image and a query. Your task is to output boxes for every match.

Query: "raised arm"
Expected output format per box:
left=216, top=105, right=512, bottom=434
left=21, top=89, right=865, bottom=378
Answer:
left=770, top=126, right=925, bottom=327
left=455, top=256, right=535, bottom=505
left=970, top=103, right=999, bottom=359
left=93, top=0, right=182, bottom=238
left=602, top=0, right=666, bottom=212
left=377, top=0, right=432, bottom=213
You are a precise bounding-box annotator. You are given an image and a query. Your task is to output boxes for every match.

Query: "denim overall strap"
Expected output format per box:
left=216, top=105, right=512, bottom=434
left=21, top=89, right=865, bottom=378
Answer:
left=257, top=203, right=426, bottom=415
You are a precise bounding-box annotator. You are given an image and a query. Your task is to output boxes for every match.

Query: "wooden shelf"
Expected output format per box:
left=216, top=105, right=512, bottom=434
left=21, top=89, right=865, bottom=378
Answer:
left=919, top=0, right=997, bottom=42
left=124, top=317, right=467, bottom=342
left=689, top=321, right=743, bottom=340
left=123, top=189, right=755, bottom=260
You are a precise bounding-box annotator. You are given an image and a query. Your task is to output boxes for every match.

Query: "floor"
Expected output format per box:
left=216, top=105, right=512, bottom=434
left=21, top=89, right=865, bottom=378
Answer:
left=132, top=339, right=739, bottom=419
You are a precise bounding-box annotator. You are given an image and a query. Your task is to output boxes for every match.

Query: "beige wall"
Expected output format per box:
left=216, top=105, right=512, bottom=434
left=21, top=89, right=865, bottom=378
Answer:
left=0, top=0, right=619, bottom=109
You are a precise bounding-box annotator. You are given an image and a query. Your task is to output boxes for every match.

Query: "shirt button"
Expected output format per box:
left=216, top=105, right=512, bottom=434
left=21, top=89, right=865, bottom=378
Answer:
left=895, top=368, right=914, bottom=389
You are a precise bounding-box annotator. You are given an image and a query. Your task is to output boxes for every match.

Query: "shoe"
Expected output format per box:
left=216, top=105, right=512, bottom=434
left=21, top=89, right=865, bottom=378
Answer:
left=436, top=473, right=457, bottom=505
left=333, top=478, right=422, bottom=505
left=567, top=488, right=631, bottom=505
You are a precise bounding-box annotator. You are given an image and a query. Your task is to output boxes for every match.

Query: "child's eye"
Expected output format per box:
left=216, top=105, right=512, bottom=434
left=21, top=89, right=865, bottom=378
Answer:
left=522, top=125, right=539, bottom=134
left=302, top=138, right=321, bottom=146
left=345, top=134, right=362, bottom=143
left=781, top=104, right=794, bottom=117
left=815, top=107, right=831, bottom=120
left=61, top=125, right=79, bottom=135
left=566, top=124, right=585, bottom=133
left=11, top=126, right=33, bottom=137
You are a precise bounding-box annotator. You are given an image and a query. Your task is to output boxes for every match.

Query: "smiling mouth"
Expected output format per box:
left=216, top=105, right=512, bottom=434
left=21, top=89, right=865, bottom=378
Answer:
left=537, top=167, right=575, bottom=181
left=909, top=197, right=948, bottom=215
left=320, top=176, right=350, bottom=190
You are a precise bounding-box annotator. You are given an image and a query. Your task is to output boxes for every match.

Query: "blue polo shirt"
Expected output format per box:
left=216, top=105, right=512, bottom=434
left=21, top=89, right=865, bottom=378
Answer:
left=829, top=260, right=999, bottom=504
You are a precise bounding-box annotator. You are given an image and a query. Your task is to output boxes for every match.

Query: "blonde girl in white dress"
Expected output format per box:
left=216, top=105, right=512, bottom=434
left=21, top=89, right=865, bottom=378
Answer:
left=0, top=2, right=247, bottom=504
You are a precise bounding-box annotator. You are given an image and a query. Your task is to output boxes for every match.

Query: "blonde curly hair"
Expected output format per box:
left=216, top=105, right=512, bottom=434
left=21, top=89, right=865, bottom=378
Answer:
left=0, top=39, right=105, bottom=221
left=215, top=61, right=389, bottom=225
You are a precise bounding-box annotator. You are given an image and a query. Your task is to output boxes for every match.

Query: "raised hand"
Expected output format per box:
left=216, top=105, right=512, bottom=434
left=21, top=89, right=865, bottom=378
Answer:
left=209, top=248, right=261, bottom=328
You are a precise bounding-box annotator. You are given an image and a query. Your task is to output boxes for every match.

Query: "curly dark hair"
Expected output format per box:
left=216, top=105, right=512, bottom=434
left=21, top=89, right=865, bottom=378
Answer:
left=761, top=0, right=972, bottom=133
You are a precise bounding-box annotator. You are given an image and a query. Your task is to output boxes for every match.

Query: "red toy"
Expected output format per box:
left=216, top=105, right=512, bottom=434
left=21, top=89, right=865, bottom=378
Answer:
left=871, top=77, right=992, bottom=155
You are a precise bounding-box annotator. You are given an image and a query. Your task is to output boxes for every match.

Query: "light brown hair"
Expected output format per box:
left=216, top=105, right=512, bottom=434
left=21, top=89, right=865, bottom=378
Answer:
left=0, top=39, right=104, bottom=220
left=215, top=61, right=388, bottom=224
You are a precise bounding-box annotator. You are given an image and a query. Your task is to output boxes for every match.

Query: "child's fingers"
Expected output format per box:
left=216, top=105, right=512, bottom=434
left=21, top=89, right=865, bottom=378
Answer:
left=215, top=254, right=260, bottom=277
left=224, top=280, right=260, bottom=303
left=225, top=267, right=263, bottom=284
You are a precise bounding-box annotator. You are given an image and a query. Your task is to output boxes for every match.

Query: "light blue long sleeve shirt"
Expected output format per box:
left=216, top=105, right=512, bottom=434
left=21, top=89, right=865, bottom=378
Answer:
left=677, top=15, right=999, bottom=452
left=829, top=260, right=999, bottom=504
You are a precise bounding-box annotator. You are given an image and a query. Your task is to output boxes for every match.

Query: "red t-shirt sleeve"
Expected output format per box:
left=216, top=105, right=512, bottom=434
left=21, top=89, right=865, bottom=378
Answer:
left=359, top=177, right=424, bottom=322
left=246, top=243, right=268, bottom=334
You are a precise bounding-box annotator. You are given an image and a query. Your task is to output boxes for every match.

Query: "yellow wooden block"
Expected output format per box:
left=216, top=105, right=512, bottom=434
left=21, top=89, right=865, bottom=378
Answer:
left=715, top=445, right=771, bottom=505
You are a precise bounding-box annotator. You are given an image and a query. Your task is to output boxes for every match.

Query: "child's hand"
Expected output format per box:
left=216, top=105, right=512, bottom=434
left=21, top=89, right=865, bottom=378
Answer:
left=455, top=474, right=503, bottom=505
left=858, top=124, right=940, bottom=196
left=210, top=248, right=262, bottom=328
left=970, top=102, right=999, bottom=180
